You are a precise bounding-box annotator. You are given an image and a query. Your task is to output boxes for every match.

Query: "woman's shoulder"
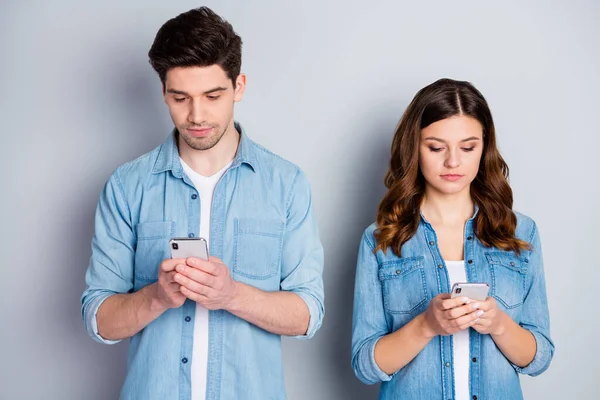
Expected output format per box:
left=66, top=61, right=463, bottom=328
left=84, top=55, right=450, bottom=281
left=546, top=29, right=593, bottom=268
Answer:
left=513, top=210, right=538, bottom=242
left=361, top=222, right=379, bottom=248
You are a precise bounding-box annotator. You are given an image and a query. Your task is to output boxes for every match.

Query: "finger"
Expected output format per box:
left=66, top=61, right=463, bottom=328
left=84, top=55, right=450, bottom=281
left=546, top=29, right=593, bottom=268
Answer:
left=477, top=297, right=497, bottom=312
left=471, top=318, right=490, bottom=331
left=208, top=256, right=224, bottom=264
left=161, top=258, right=185, bottom=272
left=176, top=264, right=217, bottom=288
left=186, top=258, right=220, bottom=276
left=454, top=309, right=484, bottom=328
left=447, top=301, right=481, bottom=319
left=440, top=296, right=470, bottom=310
left=174, top=273, right=211, bottom=295
left=180, top=285, right=210, bottom=303
left=436, top=293, right=451, bottom=301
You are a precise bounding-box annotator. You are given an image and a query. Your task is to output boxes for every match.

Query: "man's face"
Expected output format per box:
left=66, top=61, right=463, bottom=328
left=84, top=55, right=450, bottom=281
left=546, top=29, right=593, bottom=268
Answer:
left=163, top=65, right=245, bottom=151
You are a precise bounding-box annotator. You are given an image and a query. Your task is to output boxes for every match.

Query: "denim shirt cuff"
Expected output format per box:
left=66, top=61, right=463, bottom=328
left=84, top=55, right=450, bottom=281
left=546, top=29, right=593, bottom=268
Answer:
left=85, top=293, right=121, bottom=345
left=512, top=330, right=550, bottom=376
left=364, top=337, right=395, bottom=383
left=289, top=291, right=323, bottom=340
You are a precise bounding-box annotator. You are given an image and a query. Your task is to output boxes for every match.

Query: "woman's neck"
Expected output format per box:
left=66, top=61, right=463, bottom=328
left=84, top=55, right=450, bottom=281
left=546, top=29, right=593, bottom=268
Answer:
left=420, top=186, right=475, bottom=227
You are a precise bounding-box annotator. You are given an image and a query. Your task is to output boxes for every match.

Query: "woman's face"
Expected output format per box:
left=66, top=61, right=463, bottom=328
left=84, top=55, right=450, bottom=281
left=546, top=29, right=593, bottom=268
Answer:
left=418, top=115, right=484, bottom=196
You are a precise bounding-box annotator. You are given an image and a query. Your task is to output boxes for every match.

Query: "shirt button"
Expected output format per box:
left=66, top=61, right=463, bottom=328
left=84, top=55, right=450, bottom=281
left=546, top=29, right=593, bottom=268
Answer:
left=188, top=233, right=195, bottom=238
left=191, top=194, right=198, bottom=200
left=396, top=270, right=401, bottom=275
left=473, top=396, right=478, bottom=400
left=438, top=264, right=444, bottom=269
left=472, top=357, right=477, bottom=362
left=510, top=261, right=515, bottom=266
left=182, top=358, right=188, bottom=364
left=445, top=362, right=450, bottom=367
left=429, top=241, right=435, bottom=246
left=468, top=260, right=473, bottom=264
left=467, top=236, right=473, bottom=240
left=185, top=316, right=191, bottom=322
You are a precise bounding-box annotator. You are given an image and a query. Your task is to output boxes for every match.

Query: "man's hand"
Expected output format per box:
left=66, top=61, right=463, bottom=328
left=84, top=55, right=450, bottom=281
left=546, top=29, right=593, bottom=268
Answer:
left=174, top=256, right=240, bottom=311
left=152, top=258, right=188, bottom=310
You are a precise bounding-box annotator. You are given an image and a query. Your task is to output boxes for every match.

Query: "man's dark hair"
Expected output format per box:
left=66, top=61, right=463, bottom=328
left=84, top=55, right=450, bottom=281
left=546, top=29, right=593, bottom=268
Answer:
left=148, top=7, right=242, bottom=89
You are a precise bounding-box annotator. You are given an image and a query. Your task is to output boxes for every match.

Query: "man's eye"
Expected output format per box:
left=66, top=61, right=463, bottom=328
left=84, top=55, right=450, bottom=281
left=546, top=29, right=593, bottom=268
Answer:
left=174, top=97, right=186, bottom=102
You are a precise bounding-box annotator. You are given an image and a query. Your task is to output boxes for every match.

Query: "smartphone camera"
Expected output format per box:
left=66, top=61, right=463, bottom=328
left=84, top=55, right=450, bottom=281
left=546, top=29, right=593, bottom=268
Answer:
left=456, top=288, right=462, bottom=294
left=172, top=243, right=179, bottom=250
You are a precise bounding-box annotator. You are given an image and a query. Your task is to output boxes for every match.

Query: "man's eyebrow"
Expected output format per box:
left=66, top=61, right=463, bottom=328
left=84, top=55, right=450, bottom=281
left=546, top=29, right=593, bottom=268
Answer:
left=166, top=87, right=228, bottom=96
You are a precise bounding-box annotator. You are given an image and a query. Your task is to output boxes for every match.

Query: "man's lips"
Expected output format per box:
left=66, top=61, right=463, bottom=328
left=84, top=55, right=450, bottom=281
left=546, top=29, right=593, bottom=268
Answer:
left=187, top=127, right=213, bottom=137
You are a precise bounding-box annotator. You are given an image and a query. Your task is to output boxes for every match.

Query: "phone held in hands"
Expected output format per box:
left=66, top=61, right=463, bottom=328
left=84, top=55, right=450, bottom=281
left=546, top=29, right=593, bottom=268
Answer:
left=169, top=237, right=209, bottom=261
left=450, top=282, right=490, bottom=302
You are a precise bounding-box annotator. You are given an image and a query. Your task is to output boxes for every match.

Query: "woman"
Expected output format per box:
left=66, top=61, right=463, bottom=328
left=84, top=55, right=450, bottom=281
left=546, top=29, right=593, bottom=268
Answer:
left=351, top=78, right=554, bottom=400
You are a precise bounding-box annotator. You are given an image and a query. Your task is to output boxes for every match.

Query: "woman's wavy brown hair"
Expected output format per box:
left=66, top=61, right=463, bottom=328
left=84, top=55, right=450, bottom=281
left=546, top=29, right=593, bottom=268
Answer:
left=374, top=78, right=530, bottom=256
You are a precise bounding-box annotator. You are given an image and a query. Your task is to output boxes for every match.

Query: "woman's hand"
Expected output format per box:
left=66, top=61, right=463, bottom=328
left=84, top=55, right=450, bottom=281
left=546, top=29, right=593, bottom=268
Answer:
left=421, top=294, right=484, bottom=338
left=471, top=296, right=507, bottom=336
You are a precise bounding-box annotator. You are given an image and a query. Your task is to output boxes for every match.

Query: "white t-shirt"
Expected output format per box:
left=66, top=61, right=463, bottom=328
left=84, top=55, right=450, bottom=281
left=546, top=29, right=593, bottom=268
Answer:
left=445, top=260, right=470, bottom=400
left=181, top=158, right=232, bottom=400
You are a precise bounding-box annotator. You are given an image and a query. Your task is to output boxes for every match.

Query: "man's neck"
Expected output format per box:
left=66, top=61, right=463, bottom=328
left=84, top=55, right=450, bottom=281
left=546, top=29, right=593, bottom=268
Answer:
left=179, top=122, right=239, bottom=177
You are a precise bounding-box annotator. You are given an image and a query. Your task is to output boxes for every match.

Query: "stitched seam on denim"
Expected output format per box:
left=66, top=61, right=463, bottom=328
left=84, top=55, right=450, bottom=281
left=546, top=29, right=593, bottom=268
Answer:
left=237, top=231, right=281, bottom=238
left=381, top=267, right=427, bottom=314
left=113, top=169, right=132, bottom=228
left=284, top=167, right=301, bottom=222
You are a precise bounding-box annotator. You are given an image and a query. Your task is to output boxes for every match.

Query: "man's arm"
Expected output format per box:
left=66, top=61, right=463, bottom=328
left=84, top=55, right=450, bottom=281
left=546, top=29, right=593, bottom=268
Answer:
left=82, top=172, right=186, bottom=342
left=96, top=259, right=188, bottom=341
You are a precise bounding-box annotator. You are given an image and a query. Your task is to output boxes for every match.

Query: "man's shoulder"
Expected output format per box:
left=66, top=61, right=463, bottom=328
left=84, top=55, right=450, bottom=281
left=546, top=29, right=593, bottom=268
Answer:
left=248, top=139, right=302, bottom=179
left=109, top=143, right=163, bottom=187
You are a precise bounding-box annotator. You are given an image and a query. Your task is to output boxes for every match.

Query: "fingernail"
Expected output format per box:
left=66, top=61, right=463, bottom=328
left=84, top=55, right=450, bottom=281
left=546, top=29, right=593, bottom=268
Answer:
left=188, top=258, right=196, bottom=265
left=474, top=318, right=480, bottom=323
left=472, top=303, right=480, bottom=310
left=477, top=310, right=484, bottom=317
left=460, top=297, right=469, bottom=304
left=176, top=265, right=184, bottom=272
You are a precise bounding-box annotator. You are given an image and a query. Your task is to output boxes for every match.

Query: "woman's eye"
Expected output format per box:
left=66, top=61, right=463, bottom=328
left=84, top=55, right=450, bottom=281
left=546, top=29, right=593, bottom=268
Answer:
left=429, top=147, right=443, bottom=153
left=462, top=147, right=475, bottom=152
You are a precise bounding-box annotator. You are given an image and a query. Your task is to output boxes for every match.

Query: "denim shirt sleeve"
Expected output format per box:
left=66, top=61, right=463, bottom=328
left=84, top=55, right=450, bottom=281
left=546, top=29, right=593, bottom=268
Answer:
left=279, top=169, right=325, bottom=339
left=513, top=222, right=555, bottom=376
left=81, top=171, right=135, bottom=344
left=351, top=230, right=395, bottom=384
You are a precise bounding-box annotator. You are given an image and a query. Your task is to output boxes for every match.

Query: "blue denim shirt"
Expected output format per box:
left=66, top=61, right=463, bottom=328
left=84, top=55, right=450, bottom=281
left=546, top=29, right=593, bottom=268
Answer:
left=352, top=211, right=554, bottom=400
left=81, top=123, right=324, bottom=400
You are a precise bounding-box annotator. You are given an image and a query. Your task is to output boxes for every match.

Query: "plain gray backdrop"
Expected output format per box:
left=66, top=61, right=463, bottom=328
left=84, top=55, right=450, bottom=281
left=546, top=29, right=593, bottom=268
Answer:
left=1, top=1, right=599, bottom=399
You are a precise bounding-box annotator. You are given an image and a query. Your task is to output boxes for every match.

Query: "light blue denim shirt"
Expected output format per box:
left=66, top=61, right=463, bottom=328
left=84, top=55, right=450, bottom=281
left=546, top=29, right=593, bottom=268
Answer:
left=81, top=123, right=324, bottom=400
left=352, top=210, right=554, bottom=400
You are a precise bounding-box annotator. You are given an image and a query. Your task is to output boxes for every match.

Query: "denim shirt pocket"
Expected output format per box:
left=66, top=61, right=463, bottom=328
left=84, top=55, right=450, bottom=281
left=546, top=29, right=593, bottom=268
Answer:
left=378, top=256, right=427, bottom=315
left=485, top=252, right=528, bottom=309
left=233, top=218, right=283, bottom=285
left=134, top=221, right=175, bottom=288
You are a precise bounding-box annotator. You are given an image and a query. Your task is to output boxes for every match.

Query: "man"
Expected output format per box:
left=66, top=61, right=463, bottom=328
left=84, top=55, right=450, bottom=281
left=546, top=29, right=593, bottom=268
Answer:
left=81, top=7, right=324, bottom=400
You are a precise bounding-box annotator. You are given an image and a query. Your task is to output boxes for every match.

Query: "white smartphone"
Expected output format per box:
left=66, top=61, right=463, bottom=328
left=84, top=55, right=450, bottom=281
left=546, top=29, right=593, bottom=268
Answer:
left=450, top=282, right=490, bottom=301
left=169, top=237, right=209, bottom=260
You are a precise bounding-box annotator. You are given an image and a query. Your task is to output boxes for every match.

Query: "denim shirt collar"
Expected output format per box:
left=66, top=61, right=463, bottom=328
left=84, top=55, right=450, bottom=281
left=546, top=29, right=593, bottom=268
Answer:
left=151, top=121, right=257, bottom=178
left=419, top=204, right=480, bottom=229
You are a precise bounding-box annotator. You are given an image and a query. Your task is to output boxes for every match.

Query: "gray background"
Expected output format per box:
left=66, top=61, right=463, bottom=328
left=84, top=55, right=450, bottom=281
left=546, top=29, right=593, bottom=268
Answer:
left=1, top=0, right=598, bottom=399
